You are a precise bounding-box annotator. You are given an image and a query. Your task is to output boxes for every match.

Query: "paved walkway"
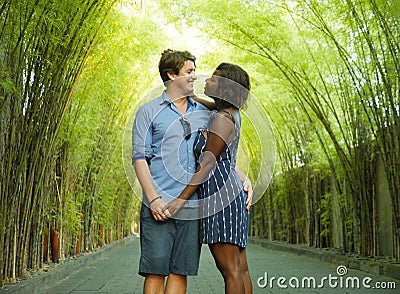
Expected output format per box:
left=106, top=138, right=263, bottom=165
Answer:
left=1, top=237, right=399, bottom=293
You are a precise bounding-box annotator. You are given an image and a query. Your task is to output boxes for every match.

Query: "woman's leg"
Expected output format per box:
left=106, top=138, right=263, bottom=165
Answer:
left=239, top=248, right=252, bottom=294
left=209, top=243, right=245, bottom=294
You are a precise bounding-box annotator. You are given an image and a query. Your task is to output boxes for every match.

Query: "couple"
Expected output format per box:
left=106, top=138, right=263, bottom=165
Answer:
left=132, top=49, right=252, bottom=294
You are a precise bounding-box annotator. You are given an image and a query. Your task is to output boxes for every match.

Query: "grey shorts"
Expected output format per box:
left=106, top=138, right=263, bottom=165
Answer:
left=138, top=205, right=201, bottom=277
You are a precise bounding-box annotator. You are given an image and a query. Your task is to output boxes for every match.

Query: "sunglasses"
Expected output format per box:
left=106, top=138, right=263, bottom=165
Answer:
left=180, top=116, right=191, bottom=139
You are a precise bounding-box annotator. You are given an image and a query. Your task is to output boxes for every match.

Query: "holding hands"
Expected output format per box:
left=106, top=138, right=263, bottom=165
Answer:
left=149, top=196, right=185, bottom=220
left=162, top=197, right=186, bottom=218
left=149, top=196, right=169, bottom=221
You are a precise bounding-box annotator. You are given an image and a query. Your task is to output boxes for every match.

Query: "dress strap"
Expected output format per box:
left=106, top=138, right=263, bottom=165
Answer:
left=218, top=109, right=236, bottom=125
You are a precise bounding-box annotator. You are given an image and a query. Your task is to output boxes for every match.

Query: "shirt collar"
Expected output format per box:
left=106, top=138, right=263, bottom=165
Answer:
left=159, top=91, right=171, bottom=105
left=187, top=95, right=197, bottom=107
left=159, top=90, right=197, bottom=107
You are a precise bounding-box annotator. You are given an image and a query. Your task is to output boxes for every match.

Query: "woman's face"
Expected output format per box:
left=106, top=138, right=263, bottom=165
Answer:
left=204, top=70, right=220, bottom=98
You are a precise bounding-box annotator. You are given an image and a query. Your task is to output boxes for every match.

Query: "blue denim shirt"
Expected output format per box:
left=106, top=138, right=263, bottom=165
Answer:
left=132, top=91, right=210, bottom=207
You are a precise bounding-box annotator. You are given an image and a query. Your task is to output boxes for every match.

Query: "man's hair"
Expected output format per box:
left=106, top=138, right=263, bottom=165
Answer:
left=216, top=63, right=250, bottom=109
left=158, top=49, right=196, bottom=83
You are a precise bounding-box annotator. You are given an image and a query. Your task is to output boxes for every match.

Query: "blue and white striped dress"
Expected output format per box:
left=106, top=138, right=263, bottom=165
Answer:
left=194, top=110, right=249, bottom=248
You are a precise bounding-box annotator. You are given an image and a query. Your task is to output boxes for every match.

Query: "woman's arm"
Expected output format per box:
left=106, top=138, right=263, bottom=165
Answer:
left=190, top=93, right=216, bottom=110
left=162, top=112, right=234, bottom=217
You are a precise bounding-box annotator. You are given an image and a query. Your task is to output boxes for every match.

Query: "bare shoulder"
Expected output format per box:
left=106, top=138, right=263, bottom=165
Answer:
left=209, top=111, right=235, bottom=139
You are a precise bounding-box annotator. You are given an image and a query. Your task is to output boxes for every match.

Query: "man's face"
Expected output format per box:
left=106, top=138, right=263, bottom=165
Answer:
left=171, top=60, right=197, bottom=94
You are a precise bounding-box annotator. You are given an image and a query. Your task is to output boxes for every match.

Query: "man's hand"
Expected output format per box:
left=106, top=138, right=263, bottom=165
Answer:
left=243, top=177, right=253, bottom=210
left=162, top=198, right=186, bottom=218
left=149, top=197, right=168, bottom=221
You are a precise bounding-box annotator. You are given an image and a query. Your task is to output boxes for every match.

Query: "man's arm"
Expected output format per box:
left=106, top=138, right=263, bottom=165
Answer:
left=134, top=160, right=168, bottom=221
left=132, top=106, right=168, bottom=221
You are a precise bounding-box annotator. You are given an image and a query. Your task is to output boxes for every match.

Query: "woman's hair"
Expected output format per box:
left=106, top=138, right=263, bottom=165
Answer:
left=158, top=49, right=196, bottom=83
left=216, top=63, right=250, bottom=109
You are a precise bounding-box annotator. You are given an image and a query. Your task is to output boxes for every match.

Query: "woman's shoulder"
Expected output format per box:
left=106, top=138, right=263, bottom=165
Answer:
left=216, top=109, right=238, bottom=125
left=208, top=110, right=236, bottom=131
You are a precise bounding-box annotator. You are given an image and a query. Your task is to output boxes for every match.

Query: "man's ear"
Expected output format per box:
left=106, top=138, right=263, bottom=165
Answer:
left=167, top=71, right=176, bottom=81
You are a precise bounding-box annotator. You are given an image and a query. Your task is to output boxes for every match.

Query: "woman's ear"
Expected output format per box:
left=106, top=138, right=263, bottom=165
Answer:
left=218, top=87, right=234, bottom=102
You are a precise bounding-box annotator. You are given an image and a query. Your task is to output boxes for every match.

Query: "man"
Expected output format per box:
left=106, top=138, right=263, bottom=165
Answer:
left=132, top=49, right=209, bottom=294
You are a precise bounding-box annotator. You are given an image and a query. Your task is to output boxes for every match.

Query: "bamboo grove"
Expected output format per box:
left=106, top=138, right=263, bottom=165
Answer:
left=0, top=0, right=115, bottom=283
left=161, top=0, right=400, bottom=260
left=0, top=0, right=165, bottom=283
left=1, top=0, right=400, bottom=285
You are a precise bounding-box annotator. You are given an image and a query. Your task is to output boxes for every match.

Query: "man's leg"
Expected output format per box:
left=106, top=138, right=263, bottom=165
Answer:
left=139, top=206, right=174, bottom=293
left=165, top=273, right=187, bottom=294
left=144, top=274, right=165, bottom=294
left=168, top=211, right=200, bottom=292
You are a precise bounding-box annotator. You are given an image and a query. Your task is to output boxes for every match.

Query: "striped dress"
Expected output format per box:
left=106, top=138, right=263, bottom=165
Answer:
left=194, top=110, right=249, bottom=248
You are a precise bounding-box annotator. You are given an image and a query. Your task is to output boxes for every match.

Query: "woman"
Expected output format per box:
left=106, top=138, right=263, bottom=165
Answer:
left=163, top=63, right=252, bottom=294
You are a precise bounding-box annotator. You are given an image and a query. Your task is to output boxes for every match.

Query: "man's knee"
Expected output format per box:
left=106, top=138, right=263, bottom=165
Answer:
left=166, top=273, right=187, bottom=294
left=144, top=274, right=165, bottom=294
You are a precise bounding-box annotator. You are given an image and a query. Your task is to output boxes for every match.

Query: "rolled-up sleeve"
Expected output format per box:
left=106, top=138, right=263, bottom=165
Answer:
left=132, top=106, right=152, bottom=164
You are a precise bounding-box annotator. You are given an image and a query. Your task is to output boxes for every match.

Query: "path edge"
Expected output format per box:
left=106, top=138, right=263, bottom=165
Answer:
left=0, top=236, right=137, bottom=294
left=248, top=237, right=400, bottom=281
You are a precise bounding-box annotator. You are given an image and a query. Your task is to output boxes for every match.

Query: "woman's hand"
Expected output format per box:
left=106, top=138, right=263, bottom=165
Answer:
left=162, top=198, right=186, bottom=218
